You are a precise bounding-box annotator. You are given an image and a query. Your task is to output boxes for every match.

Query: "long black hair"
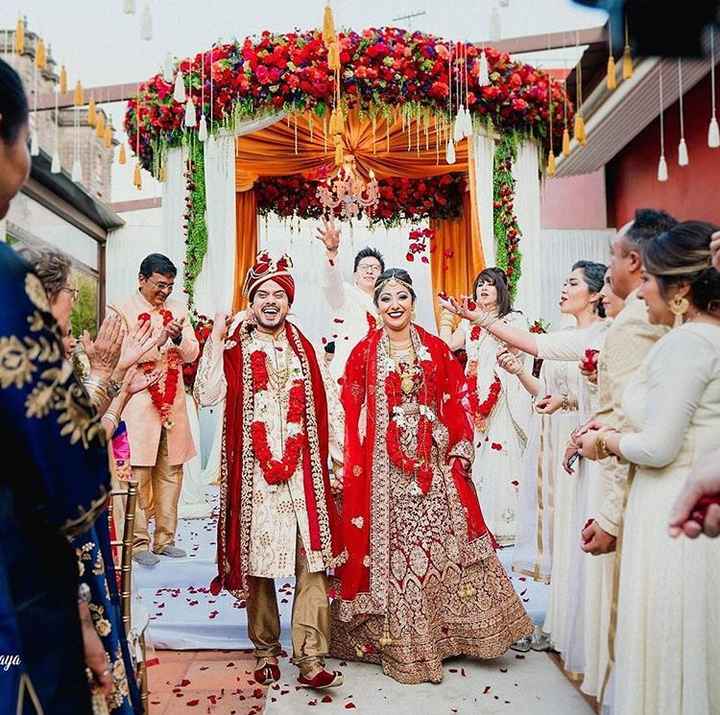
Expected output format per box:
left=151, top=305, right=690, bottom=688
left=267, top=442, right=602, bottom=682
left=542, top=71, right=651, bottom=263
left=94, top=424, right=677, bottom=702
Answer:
left=0, top=58, right=29, bottom=144
left=472, top=267, right=513, bottom=318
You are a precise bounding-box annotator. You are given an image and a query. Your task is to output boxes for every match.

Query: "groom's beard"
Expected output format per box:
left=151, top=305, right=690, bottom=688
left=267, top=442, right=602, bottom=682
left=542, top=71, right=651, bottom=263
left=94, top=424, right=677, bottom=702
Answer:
left=253, top=307, right=288, bottom=334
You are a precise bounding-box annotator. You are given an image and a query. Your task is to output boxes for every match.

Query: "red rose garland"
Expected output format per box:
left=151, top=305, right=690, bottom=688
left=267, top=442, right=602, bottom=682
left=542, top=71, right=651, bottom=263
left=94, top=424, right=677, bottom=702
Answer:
left=138, top=310, right=181, bottom=428
left=466, top=373, right=502, bottom=432
left=384, top=362, right=434, bottom=495
left=249, top=350, right=307, bottom=486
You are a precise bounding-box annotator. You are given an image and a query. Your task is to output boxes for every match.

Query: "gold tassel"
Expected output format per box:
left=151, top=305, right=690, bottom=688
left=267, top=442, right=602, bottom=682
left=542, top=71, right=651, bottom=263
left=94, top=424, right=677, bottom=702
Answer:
left=87, top=98, right=97, bottom=127
left=59, top=65, right=68, bottom=94
left=562, top=127, right=571, bottom=156
left=574, top=114, right=586, bottom=145
left=35, top=38, right=46, bottom=70
left=547, top=150, right=557, bottom=177
left=15, top=18, right=25, bottom=54
left=104, top=125, right=113, bottom=149
left=95, top=112, right=105, bottom=138
left=322, top=3, right=336, bottom=45
left=334, top=139, right=344, bottom=167
left=328, top=42, right=340, bottom=71
left=158, top=164, right=166, bottom=183
left=133, top=162, right=142, bottom=190
left=622, top=46, right=633, bottom=80
left=119, top=143, right=127, bottom=165
left=607, top=56, right=617, bottom=91
left=73, top=80, right=84, bottom=107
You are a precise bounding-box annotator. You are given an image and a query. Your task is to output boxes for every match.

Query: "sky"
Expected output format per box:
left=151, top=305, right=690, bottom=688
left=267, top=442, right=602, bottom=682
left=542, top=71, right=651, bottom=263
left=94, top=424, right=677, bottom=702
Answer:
left=0, top=0, right=606, bottom=201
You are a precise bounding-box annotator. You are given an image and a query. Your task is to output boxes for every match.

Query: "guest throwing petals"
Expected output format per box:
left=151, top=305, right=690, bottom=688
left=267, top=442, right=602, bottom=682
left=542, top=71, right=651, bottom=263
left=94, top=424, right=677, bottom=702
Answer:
left=330, top=268, right=532, bottom=685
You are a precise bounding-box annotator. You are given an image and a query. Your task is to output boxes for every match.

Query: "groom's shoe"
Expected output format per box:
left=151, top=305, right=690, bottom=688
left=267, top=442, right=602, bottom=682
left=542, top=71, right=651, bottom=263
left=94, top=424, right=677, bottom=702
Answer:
left=254, top=659, right=281, bottom=686
left=133, top=550, right=161, bottom=568
left=297, top=668, right=344, bottom=690
left=154, top=545, right=186, bottom=558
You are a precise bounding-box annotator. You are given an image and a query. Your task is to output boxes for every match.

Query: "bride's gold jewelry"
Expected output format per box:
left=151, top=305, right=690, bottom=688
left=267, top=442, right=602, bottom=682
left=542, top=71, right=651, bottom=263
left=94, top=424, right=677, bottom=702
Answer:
left=669, top=294, right=690, bottom=327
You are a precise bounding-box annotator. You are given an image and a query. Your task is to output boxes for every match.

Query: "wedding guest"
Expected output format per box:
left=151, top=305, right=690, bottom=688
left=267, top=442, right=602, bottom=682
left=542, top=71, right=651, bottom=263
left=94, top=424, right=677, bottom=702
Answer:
left=315, top=217, right=384, bottom=382
left=0, top=56, right=110, bottom=714
left=440, top=267, right=531, bottom=544
left=579, top=221, right=720, bottom=715
left=110, top=254, right=199, bottom=567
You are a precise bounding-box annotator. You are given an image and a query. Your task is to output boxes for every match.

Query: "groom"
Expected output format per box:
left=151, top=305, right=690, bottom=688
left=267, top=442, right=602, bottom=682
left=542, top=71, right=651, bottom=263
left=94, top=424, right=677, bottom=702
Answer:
left=195, top=252, right=345, bottom=689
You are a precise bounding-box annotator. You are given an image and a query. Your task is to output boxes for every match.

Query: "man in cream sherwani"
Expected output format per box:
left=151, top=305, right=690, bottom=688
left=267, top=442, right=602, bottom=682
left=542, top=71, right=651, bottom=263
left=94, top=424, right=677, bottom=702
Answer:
left=314, top=217, right=384, bottom=383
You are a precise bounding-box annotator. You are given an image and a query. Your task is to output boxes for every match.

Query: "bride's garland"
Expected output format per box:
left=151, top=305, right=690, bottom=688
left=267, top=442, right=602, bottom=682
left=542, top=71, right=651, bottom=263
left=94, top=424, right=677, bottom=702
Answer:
left=139, top=310, right=180, bottom=428
left=384, top=358, right=435, bottom=495
left=249, top=350, right=307, bottom=485
left=465, top=326, right=502, bottom=432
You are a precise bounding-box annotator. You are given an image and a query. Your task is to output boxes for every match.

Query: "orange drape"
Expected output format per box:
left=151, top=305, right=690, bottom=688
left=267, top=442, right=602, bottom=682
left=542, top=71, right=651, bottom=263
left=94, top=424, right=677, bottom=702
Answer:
left=232, top=188, right=258, bottom=312
left=430, top=190, right=485, bottom=327
left=233, top=110, right=485, bottom=322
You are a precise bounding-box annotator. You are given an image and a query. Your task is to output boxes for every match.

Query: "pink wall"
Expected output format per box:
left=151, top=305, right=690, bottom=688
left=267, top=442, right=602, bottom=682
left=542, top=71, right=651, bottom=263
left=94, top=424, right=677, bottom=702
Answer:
left=541, top=169, right=608, bottom=229
left=607, top=72, right=720, bottom=227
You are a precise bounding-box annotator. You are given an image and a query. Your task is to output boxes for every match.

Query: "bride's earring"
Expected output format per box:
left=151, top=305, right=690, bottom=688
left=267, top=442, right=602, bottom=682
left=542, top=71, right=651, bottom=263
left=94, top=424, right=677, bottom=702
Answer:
left=669, top=294, right=689, bottom=328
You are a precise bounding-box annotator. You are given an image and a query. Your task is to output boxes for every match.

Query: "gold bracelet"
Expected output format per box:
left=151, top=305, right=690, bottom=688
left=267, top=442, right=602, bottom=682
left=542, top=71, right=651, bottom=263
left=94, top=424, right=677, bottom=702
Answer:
left=101, top=411, right=119, bottom=431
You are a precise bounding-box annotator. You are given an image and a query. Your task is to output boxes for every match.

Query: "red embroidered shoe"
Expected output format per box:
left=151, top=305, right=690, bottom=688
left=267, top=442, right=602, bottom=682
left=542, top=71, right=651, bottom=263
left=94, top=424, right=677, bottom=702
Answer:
left=254, top=662, right=281, bottom=686
left=297, top=668, right=344, bottom=689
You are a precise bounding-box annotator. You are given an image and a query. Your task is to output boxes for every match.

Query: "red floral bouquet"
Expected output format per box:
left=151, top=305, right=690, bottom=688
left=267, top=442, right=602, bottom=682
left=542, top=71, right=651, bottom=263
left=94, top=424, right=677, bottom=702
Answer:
left=529, top=318, right=550, bottom=378
left=183, top=314, right=214, bottom=392
left=580, top=348, right=599, bottom=374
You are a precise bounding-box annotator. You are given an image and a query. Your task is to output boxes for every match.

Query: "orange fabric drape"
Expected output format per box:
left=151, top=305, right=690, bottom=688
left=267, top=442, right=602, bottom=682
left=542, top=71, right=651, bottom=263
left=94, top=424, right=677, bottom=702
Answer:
left=235, top=109, right=469, bottom=181
left=430, top=189, right=485, bottom=328
left=232, top=188, right=258, bottom=312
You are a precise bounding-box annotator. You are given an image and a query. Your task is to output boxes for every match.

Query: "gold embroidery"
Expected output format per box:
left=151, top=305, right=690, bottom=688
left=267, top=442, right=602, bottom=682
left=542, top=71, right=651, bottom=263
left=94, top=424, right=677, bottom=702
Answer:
left=89, top=603, right=112, bottom=637
left=0, top=335, right=36, bottom=388
left=24, top=273, right=51, bottom=312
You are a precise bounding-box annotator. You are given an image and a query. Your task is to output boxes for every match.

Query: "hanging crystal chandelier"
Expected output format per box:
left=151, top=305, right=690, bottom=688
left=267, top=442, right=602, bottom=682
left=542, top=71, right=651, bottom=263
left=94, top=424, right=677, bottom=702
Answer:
left=316, top=158, right=379, bottom=221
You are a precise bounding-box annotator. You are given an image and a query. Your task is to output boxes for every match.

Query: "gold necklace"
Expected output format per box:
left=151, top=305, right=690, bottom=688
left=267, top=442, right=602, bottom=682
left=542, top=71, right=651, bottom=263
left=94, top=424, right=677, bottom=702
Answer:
left=389, top=339, right=417, bottom=396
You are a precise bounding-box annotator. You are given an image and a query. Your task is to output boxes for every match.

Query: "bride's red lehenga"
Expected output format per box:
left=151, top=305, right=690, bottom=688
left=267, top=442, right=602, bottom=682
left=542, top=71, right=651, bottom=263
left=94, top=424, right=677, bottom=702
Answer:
left=330, top=324, right=533, bottom=684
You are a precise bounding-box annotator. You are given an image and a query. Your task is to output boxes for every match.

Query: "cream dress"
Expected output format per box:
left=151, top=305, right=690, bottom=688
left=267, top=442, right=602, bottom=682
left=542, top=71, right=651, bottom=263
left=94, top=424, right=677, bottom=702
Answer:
left=610, top=322, right=720, bottom=715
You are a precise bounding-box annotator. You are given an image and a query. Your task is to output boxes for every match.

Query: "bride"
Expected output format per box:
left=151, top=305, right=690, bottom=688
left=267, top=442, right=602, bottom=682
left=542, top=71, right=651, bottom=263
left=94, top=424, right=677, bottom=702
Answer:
left=329, top=268, right=532, bottom=684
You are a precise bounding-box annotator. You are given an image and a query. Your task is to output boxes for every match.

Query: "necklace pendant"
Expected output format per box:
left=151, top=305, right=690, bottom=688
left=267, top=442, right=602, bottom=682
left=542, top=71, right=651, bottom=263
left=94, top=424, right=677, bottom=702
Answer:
left=401, top=375, right=415, bottom=395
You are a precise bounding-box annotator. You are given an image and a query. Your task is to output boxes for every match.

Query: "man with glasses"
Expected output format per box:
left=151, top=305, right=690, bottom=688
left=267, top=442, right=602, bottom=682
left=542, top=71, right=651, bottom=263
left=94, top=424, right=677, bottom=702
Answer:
left=109, top=254, right=199, bottom=567
left=315, top=217, right=385, bottom=383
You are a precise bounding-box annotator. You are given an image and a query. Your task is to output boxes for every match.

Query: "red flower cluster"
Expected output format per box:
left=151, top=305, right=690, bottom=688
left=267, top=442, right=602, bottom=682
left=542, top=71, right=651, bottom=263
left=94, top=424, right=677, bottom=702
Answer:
left=406, top=227, right=435, bottom=263
left=144, top=351, right=181, bottom=428
left=249, top=351, right=307, bottom=486
left=125, top=28, right=572, bottom=170
left=529, top=318, right=550, bottom=334
left=182, top=315, right=214, bottom=391
left=254, top=173, right=465, bottom=227
left=580, top=348, right=599, bottom=373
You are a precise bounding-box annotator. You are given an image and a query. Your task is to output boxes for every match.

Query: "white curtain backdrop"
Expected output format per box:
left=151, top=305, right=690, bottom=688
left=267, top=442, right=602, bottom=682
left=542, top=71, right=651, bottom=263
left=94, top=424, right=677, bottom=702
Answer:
left=512, top=141, right=543, bottom=322
left=470, top=129, right=497, bottom=268
left=537, top=229, right=613, bottom=328
left=193, top=114, right=285, bottom=317
left=258, top=215, right=435, bottom=346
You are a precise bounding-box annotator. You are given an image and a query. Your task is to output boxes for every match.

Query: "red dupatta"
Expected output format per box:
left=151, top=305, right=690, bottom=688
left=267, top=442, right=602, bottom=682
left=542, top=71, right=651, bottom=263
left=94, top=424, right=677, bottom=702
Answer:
left=338, top=324, right=490, bottom=604
left=211, top=320, right=343, bottom=598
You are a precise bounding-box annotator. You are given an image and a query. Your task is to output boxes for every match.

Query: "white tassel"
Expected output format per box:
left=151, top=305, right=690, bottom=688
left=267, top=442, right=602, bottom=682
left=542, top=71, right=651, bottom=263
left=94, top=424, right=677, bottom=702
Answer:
left=51, top=150, right=61, bottom=173
left=678, top=138, right=689, bottom=166
left=657, top=155, right=668, bottom=182
left=30, top=129, right=39, bottom=156
left=71, top=158, right=82, bottom=183
left=173, top=71, right=186, bottom=103
left=184, top=96, right=197, bottom=127
left=198, top=114, right=208, bottom=141
left=141, top=3, right=152, bottom=41
left=123, top=0, right=136, bottom=14
left=478, top=50, right=490, bottom=87
left=453, top=107, right=465, bottom=143
left=163, top=52, right=174, bottom=83
left=489, top=6, right=501, bottom=41
left=709, top=116, right=720, bottom=148
left=446, top=138, right=456, bottom=165
left=463, top=107, right=473, bottom=137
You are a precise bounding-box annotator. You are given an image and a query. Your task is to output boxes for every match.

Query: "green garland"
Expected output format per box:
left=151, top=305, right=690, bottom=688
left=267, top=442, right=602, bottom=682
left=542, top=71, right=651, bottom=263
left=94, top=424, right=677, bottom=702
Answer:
left=493, top=133, right=522, bottom=300
left=183, top=139, right=208, bottom=312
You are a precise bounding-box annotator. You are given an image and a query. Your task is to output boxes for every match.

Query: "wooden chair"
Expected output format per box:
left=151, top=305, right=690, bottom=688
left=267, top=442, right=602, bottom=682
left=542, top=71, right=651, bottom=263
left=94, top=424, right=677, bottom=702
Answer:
left=110, top=482, right=149, bottom=712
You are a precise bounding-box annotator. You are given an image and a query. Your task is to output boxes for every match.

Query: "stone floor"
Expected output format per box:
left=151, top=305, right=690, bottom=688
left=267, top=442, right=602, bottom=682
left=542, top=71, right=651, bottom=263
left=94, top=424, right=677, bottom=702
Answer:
left=147, top=648, right=594, bottom=715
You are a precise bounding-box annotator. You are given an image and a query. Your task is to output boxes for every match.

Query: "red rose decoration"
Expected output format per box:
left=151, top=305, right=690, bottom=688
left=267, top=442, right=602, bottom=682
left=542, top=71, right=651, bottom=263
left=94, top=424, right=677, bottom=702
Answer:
left=581, top=349, right=599, bottom=373
left=138, top=312, right=151, bottom=324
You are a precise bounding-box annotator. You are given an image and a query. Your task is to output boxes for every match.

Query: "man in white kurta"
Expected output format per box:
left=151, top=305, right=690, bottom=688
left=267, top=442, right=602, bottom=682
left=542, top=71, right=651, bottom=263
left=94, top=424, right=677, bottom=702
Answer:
left=315, top=218, right=384, bottom=383
left=195, top=252, right=345, bottom=690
